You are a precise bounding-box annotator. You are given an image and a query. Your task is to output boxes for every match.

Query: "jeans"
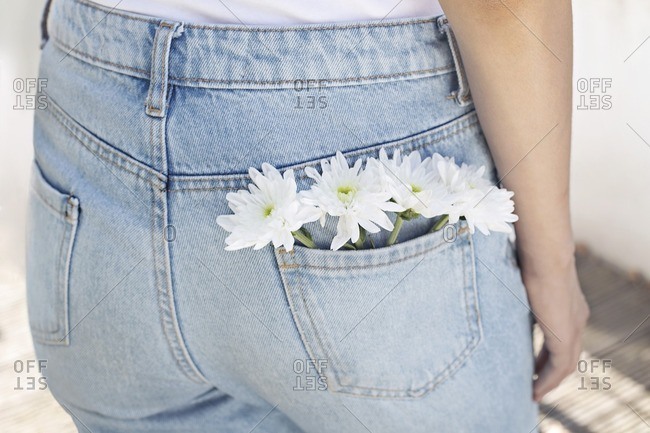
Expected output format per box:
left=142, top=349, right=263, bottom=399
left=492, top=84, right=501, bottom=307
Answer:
left=27, top=0, right=538, bottom=431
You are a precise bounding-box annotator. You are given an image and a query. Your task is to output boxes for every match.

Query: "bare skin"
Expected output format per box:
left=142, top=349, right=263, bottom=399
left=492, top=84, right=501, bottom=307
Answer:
left=439, top=0, right=590, bottom=401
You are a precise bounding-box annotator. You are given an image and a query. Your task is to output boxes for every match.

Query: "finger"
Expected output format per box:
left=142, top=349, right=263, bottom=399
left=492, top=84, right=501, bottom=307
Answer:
left=533, top=354, right=572, bottom=402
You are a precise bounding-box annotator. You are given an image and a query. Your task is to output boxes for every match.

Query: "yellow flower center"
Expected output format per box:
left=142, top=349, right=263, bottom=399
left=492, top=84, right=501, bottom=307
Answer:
left=337, top=185, right=357, bottom=204
left=263, top=204, right=275, bottom=218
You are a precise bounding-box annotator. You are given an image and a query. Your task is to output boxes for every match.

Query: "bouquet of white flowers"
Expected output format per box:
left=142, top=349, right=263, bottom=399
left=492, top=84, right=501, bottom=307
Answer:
left=217, top=150, right=518, bottom=251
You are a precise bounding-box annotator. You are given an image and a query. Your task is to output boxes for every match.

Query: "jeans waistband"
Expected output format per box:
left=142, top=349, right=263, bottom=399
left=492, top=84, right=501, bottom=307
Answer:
left=47, top=0, right=456, bottom=90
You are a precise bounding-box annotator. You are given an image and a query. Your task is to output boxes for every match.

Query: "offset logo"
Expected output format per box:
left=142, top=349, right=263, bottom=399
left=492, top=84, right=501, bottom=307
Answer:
left=293, top=79, right=329, bottom=110
left=13, top=78, right=48, bottom=110
left=577, top=359, right=612, bottom=391
left=293, top=358, right=328, bottom=391
left=13, top=359, right=48, bottom=391
left=576, top=78, right=612, bottom=110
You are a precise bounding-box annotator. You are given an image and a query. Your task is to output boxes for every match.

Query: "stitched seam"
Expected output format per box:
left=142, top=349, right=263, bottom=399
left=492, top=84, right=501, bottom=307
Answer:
left=52, top=34, right=453, bottom=86
left=30, top=184, right=65, bottom=217
left=469, top=234, right=483, bottom=338
left=149, top=110, right=155, bottom=174
left=60, top=216, right=79, bottom=345
left=167, top=113, right=479, bottom=190
left=297, top=271, right=347, bottom=391
left=152, top=187, right=174, bottom=377
left=148, top=91, right=208, bottom=384
left=51, top=36, right=149, bottom=75
left=159, top=28, right=170, bottom=112
left=31, top=216, right=78, bottom=344
left=29, top=165, right=77, bottom=341
left=334, top=333, right=479, bottom=396
left=280, top=234, right=462, bottom=270
left=43, top=95, right=476, bottom=193
left=169, top=67, right=454, bottom=86
left=332, top=241, right=480, bottom=396
left=183, top=18, right=439, bottom=32
left=274, top=250, right=327, bottom=376
left=55, top=219, right=67, bottom=334
left=279, top=235, right=481, bottom=397
left=148, top=24, right=175, bottom=113
left=276, top=249, right=345, bottom=390
left=32, top=225, right=66, bottom=336
left=145, top=27, right=160, bottom=110
left=153, top=188, right=192, bottom=382
left=43, top=100, right=166, bottom=186
left=291, top=119, right=476, bottom=181
left=155, top=188, right=209, bottom=385
left=48, top=107, right=159, bottom=183
left=463, top=238, right=474, bottom=335
left=167, top=187, right=240, bottom=192
left=295, top=253, right=346, bottom=389
left=159, top=100, right=165, bottom=170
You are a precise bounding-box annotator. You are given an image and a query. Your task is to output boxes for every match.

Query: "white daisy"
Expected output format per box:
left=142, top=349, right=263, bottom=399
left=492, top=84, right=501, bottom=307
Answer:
left=432, top=154, right=518, bottom=234
left=217, top=163, right=320, bottom=251
left=372, top=148, right=451, bottom=218
left=461, top=188, right=519, bottom=235
left=300, top=151, right=403, bottom=250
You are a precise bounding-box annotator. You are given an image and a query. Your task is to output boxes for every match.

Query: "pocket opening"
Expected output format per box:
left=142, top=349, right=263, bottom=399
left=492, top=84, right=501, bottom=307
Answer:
left=26, top=162, right=80, bottom=346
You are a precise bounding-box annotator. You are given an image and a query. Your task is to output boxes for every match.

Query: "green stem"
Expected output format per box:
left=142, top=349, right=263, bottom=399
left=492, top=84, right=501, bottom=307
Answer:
left=354, top=227, right=366, bottom=249
left=292, top=229, right=316, bottom=248
left=387, top=215, right=404, bottom=246
left=342, top=243, right=357, bottom=250
left=430, top=214, right=449, bottom=233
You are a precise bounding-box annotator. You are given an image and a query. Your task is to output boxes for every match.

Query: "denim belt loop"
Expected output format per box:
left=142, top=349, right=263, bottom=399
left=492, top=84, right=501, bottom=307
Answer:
left=437, top=16, right=472, bottom=107
left=145, top=21, right=184, bottom=118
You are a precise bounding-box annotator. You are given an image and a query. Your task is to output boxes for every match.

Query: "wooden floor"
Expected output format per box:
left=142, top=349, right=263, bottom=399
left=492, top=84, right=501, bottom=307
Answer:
left=538, top=247, right=650, bottom=433
left=0, top=248, right=648, bottom=432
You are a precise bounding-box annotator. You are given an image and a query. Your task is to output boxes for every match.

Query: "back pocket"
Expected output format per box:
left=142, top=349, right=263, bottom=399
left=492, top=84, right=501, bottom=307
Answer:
left=26, top=162, right=80, bottom=346
left=275, top=222, right=482, bottom=399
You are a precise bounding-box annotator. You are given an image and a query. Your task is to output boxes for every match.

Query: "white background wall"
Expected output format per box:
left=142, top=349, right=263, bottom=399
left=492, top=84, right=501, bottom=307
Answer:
left=1, top=0, right=649, bottom=282
left=571, top=1, right=650, bottom=278
left=0, top=0, right=46, bottom=280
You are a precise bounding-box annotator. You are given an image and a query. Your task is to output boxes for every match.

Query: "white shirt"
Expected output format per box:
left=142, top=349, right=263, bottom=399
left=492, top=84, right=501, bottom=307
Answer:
left=90, top=0, right=444, bottom=25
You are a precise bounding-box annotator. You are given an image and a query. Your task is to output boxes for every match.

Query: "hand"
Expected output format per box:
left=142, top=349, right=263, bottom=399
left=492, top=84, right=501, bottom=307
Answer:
left=521, top=256, right=590, bottom=402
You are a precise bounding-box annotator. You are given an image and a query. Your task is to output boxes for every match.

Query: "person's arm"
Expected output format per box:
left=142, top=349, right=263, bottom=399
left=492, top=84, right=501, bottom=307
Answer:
left=438, top=0, right=589, bottom=401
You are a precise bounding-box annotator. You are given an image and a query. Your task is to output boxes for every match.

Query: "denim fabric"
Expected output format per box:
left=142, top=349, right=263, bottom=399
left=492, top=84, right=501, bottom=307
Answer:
left=27, top=0, right=538, bottom=431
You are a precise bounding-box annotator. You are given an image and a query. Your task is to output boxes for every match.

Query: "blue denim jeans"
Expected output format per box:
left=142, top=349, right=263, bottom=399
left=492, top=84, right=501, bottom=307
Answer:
left=27, top=0, right=538, bottom=431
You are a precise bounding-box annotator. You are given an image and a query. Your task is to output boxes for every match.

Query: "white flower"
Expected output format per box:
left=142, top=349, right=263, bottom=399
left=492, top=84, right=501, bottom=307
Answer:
left=432, top=154, right=518, bottom=234
left=300, top=151, right=403, bottom=250
left=433, top=154, right=489, bottom=194
left=371, top=148, right=451, bottom=218
left=217, top=163, right=320, bottom=251
left=461, top=188, right=519, bottom=235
